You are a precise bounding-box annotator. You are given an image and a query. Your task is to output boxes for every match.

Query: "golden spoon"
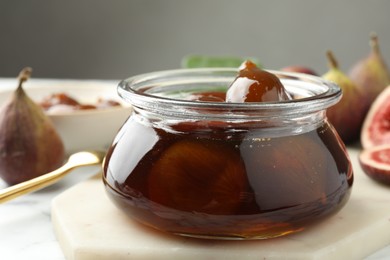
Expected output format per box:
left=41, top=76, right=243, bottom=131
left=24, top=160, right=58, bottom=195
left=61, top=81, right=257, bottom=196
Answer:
left=0, top=150, right=105, bottom=204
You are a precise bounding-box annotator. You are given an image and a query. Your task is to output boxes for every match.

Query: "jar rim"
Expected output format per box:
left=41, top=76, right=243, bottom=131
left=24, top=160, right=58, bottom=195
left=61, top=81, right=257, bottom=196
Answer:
left=118, top=68, right=341, bottom=118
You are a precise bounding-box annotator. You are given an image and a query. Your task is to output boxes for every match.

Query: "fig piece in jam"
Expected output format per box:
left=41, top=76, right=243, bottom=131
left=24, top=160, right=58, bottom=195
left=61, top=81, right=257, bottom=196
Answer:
left=226, top=60, right=291, bottom=102
left=148, top=140, right=248, bottom=215
left=103, top=65, right=353, bottom=240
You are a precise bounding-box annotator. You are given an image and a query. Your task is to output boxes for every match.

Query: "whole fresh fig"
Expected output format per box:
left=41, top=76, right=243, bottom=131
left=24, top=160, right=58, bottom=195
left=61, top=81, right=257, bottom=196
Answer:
left=349, top=33, right=390, bottom=113
left=322, top=51, right=366, bottom=144
left=0, top=68, right=65, bottom=185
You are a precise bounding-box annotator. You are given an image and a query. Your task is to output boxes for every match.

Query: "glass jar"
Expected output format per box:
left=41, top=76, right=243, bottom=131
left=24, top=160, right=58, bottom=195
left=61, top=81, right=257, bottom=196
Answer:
left=103, top=68, right=353, bottom=240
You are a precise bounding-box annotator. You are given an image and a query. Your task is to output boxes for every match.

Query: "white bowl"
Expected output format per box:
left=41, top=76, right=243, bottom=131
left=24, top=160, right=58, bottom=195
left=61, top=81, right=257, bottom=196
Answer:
left=0, top=78, right=132, bottom=154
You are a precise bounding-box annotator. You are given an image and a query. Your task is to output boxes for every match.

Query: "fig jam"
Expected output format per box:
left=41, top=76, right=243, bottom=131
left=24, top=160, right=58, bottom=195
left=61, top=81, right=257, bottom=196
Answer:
left=40, top=92, right=121, bottom=112
left=103, top=66, right=353, bottom=239
left=104, top=115, right=352, bottom=239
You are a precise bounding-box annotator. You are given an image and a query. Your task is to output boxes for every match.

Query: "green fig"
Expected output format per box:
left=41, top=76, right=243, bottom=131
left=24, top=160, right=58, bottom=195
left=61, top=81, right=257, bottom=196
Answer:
left=323, top=51, right=366, bottom=144
left=0, top=68, right=65, bottom=185
left=349, top=33, right=390, bottom=112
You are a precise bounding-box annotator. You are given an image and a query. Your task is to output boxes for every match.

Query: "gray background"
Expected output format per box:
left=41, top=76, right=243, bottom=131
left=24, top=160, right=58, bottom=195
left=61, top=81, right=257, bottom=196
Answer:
left=0, top=0, right=389, bottom=80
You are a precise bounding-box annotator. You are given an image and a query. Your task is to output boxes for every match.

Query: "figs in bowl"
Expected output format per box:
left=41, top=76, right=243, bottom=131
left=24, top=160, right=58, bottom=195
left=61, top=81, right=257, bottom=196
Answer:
left=0, top=78, right=132, bottom=153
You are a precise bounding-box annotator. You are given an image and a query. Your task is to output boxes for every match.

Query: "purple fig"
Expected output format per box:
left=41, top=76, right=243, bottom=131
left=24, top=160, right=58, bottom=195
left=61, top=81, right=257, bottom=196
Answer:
left=349, top=33, right=390, bottom=113
left=0, top=68, right=65, bottom=185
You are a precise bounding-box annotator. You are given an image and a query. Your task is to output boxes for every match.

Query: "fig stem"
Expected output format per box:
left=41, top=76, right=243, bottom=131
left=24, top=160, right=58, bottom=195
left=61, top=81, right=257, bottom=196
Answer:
left=326, top=50, right=339, bottom=69
left=370, top=32, right=380, bottom=55
left=17, top=67, right=32, bottom=90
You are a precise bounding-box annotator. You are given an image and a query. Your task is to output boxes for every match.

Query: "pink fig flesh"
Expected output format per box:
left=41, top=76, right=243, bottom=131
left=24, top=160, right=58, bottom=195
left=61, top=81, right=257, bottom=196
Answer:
left=359, top=145, right=390, bottom=185
left=361, top=86, right=390, bottom=149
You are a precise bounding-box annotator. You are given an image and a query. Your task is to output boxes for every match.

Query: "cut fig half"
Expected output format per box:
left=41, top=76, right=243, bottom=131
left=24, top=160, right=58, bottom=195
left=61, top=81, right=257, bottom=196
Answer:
left=361, top=86, right=390, bottom=149
left=359, top=144, right=390, bottom=185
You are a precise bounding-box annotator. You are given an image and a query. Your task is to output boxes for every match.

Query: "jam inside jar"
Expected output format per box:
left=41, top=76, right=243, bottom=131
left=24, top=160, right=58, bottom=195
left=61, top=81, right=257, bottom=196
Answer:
left=103, top=68, right=353, bottom=240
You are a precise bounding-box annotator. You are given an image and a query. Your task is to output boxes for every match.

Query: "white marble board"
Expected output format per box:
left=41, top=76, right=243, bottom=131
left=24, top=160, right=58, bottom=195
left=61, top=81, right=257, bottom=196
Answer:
left=51, top=148, right=390, bottom=260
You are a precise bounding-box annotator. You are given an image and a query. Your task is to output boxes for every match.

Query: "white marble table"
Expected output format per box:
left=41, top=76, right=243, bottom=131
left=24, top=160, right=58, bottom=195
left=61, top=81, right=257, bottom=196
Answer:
left=0, top=156, right=390, bottom=260
left=0, top=166, right=100, bottom=260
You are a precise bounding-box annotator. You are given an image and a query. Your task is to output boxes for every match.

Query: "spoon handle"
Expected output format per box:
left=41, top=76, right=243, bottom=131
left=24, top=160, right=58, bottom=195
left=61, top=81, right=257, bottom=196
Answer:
left=0, top=151, right=103, bottom=204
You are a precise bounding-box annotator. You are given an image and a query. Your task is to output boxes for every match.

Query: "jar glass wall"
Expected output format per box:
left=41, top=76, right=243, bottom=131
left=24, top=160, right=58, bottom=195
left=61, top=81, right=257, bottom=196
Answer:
left=103, top=69, right=353, bottom=240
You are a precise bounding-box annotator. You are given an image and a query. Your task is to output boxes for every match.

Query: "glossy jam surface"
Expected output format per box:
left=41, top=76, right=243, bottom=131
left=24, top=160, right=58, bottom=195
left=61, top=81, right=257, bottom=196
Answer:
left=226, top=60, right=291, bottom=102
left=103, top=117, right=353, bottom=239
